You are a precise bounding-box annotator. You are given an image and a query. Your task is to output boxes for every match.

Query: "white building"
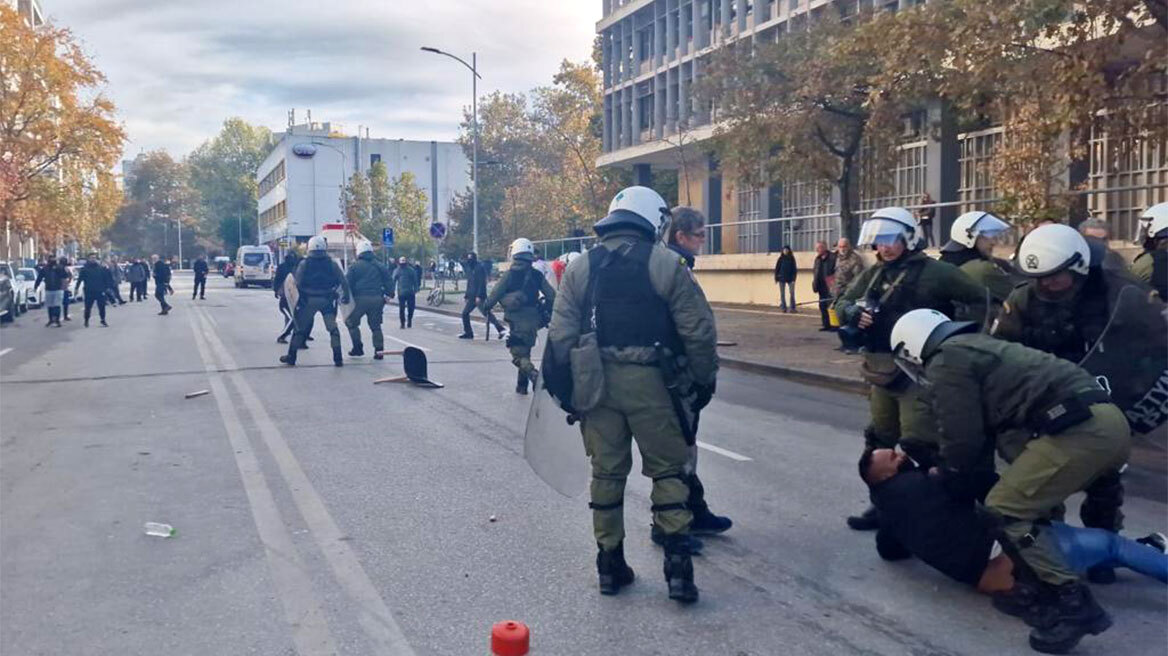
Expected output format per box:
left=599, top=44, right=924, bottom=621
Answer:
left=255, top=122, right=471, bottom=245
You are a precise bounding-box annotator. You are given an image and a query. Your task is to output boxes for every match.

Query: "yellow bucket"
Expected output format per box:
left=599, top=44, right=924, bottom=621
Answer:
left=827, top=307, right=841, bottom=328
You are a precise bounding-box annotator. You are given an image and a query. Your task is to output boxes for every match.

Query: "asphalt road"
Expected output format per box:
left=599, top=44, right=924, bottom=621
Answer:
left=1, top=272, right=1164, bottom=656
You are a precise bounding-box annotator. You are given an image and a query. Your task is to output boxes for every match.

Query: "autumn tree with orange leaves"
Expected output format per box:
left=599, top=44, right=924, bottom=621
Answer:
left=1, top=6, right=124, bottom=249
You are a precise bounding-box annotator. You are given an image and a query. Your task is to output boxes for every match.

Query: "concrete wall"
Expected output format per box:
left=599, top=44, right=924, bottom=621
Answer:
left=693, top=251, right=874, bottom=307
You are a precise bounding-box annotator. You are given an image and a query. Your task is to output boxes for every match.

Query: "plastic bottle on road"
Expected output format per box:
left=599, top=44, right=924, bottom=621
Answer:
left=144, top=522, right=176, bottom=538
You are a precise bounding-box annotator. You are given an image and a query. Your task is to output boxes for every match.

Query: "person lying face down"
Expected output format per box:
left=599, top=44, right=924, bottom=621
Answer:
left=860, top=448, right=1168, bottom=593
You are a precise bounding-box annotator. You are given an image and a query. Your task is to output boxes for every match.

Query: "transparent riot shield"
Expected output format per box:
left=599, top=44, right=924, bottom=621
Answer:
left=524, top=374, right=589, bottom=497
left=1079, top=283, right=1168, bottom=438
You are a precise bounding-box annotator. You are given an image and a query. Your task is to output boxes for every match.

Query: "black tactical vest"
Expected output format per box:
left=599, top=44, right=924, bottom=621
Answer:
left=1018, top=268, right=1110, bottom=362
left=1152, top=250, right=1167, bottom=300
left=589, top=242, right=682, bottom=351
left=300, top=256, right=340, bottom=296
left=504, top=267, right=542, bottom=307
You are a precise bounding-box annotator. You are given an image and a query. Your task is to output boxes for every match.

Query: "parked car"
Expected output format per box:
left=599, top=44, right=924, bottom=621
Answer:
left=18, top=267, right=40, bottom=307
left=0, top=261, right=27, bottom=318
left=0, top=263, right=15, bottom=323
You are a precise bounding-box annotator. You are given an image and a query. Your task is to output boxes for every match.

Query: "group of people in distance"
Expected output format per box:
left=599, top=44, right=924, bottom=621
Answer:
left=32, top=253, right=176, bottom=327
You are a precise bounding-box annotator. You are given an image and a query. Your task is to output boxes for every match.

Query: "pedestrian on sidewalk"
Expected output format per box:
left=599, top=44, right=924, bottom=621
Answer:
left=832, top=238, right=865, bottom=299
left=344, top=243, right=393, bottom=358
left=393, top=255, right=419, bottom=329
left=35, top=256, right=68, bottom=327
left=916, top=193, right=936, bottom=248
left=274, top=249, right=300, bottom=344
left=811, top=240, right=836, bottom=331
left=458, top=252, right=505, bottom=340
left=192, top=255, right=209, bottom=299
left=74, top=253, right=110, bottom=327
left=774, top=246, right=797, bottom=312
left=152, top=254, right=173, bottom=315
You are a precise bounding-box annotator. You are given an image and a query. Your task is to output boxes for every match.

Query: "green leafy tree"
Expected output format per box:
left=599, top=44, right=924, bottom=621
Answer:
left=104, top=151, right=199, bottom=257
left=369, top=161, right=390, bottom=226
left=341, top=170, right=372, bottom=236
left=186, top=118, right=273, bottom=252
left=387, top=171, right=433, bottom=262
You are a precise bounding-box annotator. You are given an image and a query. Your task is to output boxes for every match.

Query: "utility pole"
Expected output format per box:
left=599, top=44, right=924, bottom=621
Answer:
left=421, top=46, right=481, bottom=255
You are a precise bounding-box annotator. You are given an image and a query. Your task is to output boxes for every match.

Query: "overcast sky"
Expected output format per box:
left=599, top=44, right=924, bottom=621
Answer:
left=44, top=0, right=600, bottom=164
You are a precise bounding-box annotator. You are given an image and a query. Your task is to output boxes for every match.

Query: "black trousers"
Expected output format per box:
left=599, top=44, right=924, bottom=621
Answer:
left=460, top=297, right=504, bottom=336
left=193, top=275, right=206, bottom=298
left=110, top=284, right=125, bottom=304
left=83, top=293, right=107, bottom=322
left=398, top=293, right=416, bottom=327
left=135, top=281, right=148, bottom=301
left=155, top=283, right=171, bottom=311
left=817, top=289, right=833, bottom=329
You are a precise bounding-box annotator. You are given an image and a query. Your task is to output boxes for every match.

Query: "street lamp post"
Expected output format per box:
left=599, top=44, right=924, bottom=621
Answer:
left=421, top=46, right=480, bottom=255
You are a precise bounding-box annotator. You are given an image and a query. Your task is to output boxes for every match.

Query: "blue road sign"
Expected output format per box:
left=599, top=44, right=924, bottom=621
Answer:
left=429, top=222, right=447, bottom=240
left=382, top=227, right=394, bottom=247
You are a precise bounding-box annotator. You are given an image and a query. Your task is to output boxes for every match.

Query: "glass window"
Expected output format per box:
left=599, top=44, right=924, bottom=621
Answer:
left=242, top=253, right=268, bottom=267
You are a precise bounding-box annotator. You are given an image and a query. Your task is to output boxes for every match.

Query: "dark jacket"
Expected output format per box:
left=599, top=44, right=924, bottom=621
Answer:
left=193, top=258, right=209, bottom=277
left=294, top=252, right=350, bottom=302
left=668, top=243, right=696, bottom=270
left=75, top=261, right=110, bottom=294
left=811, top=251, right=836, bottom=294
left=153, top=260, right=172, bottom=285
left=464, top=259, right=487, bottom=300
left=346, top=252, right=393, bottom=298
left=870, top=468, right=995, bottom=586
left=393, top=263, right=420, bottom=296
left=36, top=263, right=68, bottom=291
left=126, top=262, right=147, bottom=283
left=274, top=254, right=299, bottom=296
left=774, top=252, right=797, bottom=283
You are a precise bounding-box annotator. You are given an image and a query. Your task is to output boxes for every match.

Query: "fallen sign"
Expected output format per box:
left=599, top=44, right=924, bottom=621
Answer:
left=372, top=346, right=444, bottom=388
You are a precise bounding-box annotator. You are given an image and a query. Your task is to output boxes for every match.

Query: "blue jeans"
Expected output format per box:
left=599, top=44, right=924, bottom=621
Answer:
left=1050, top=522, right=1167, bottom=583
left=778, top=282, right=795, bottom=309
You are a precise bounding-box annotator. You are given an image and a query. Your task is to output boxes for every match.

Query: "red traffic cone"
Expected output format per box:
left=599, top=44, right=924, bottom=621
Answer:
left=490, top=620, right=530, bottom=656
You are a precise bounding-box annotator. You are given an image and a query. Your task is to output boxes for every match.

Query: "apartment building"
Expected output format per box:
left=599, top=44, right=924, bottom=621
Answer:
left=596, top=0, right=1167, bottom=253
left=255, top=122, right=470, bottom=245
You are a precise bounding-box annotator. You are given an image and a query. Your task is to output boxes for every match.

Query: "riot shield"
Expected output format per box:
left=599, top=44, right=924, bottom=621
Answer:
left=524, top=374, right=589, bottom=497
left=1079, top=283, right=1168, bottom=437
left=283, top=274, right=298, bottom=310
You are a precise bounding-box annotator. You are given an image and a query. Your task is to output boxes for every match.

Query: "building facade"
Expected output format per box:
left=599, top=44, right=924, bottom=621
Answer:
left=597, top=0, right=1167, bottom=253
left=255, top=122, right=471, bottom=246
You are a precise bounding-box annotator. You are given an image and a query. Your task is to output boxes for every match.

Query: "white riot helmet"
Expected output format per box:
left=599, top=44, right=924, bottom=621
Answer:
left=356, top=241, right=374, bottom=256
left=858, top=207, right=922, bottom=250
left=943, top=211, right=1011, bottom=251
left=1014, top=223, right=1090, bottom=277
left=510, top=237, right=535, bottom=261
left=1138, top=202, right=1168, bottom=243
left=307, top=235, right=328, bottom=253
left=594, top=186, right=671, bottom=238
left=890, top=309, right=978, bottom=367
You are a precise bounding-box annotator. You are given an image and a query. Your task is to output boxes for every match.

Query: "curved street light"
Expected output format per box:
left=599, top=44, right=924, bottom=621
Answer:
left=422, top=46, right=481, bottom=255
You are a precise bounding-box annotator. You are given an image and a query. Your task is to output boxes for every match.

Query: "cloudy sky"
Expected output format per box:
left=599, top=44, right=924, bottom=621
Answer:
left=44, top=0, right=600, bottom=164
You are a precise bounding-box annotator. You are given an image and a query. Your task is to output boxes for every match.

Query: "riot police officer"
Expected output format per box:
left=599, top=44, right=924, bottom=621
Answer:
left=345, top=241, right=393, bottom=359
left=482, top=237, right=556, bottom=394
left=546, top=186, right=717, bottom=603
left=280, top=235, right=350, bottom=367
left=891, top=309, right=1129, bottom=655
left=1133, top=202, right=1167, bottom=299
left=938, top=210, right=1015, bottom=305
left=833, top=207, right=987, bottom=530
left=992, top=223, right=1141, bottom=584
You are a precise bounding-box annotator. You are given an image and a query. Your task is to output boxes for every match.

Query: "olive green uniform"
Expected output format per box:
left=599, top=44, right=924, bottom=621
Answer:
left=834, top=251, right=986, bottom=458
left=482, top=259, right=556, bottom=384
left=344, top=252, right=394, bottom=354
left=1132, top=249, right=1167, bottom=299
left=921, top=333, right=1131, bottom=584
left=548, top=229, right=717, bottom=550
left=285, top=253, right=350, bottom=364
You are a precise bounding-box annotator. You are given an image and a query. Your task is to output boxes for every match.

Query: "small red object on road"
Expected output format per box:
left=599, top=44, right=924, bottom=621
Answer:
left=490, top=620, right=529, bottom=656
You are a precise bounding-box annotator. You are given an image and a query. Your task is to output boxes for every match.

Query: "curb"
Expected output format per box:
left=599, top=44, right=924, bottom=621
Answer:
left=404, top=298, right=869, bottom=395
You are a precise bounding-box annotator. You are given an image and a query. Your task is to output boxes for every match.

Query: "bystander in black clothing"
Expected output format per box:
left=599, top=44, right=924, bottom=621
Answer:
left=152, top=257, right=173, bottom=315
left=35, top=258, right=70, bottom=326
left=459, top=254, right=505, bottom=339
left=273, top=252, right=300, bottom=343
left=774, top=247, right=797, bottom=312
left=192, top=256, right=209, bottom=299
left=74, top=258, right=110, bottom=326
left=812, top=245, right=837, bottom=330
left=58, top=258, right=73, bottom=321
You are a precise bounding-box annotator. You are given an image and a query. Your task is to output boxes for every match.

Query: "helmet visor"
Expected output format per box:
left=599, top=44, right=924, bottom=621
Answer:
left=858, top=218, right=909, bottom=247
left=969, top=213, right=1010, bottom=240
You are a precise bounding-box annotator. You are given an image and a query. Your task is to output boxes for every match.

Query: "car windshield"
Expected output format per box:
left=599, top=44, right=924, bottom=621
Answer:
left=0, top=265, right=12, bottom=277
left=242, top=253, right=268, bottom=266
left=18, top=269, right=36, bottom=281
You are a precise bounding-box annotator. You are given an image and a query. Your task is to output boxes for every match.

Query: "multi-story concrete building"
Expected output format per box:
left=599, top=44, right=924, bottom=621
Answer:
left=4, top=0, right=44, bottom=26
left=596, top=0, right=1166, bottom=257
left=255, top=122, right=470, bottom=245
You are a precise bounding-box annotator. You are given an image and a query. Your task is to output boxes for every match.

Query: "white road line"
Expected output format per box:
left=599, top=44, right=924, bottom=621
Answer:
left=193, top=307, right=416, bottom=656
left=384, top=334, right=427, bottom=351
left=185, top=311, right=339, bottom=656
left=697, top=440, right=753, bottom=462
left=203, top=311, right=219, bottom=328
left=0, top=347, right=12, bottom=358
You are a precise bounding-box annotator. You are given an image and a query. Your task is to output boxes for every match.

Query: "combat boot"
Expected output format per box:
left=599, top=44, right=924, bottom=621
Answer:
left=516, top=370, right=528, bottom=395
left=279, top=354, right=296, bottom=366
left=662, top=535, right=699, bottom=604
left=332, top=346, right=344, bottom=367
left=1028, top=582, right=1111, bottom=654
left=348, top=345, right=364, bottom=357
left=992, top=580, right=1056, bottom=628
left=846, top=504, right=880, bottom=531
left=690, top=509, right=733, bottom=536
left=595, top=542, right=635, bottom=595
left=650, top=525, right=703, bottom=553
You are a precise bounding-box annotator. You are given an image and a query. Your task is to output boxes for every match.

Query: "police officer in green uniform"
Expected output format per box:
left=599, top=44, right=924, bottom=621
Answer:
left=546, top=186, right=717, bottom=603
left=280, top=235, right=350, bottom=367
left=344, top=241, right=393, bottom=359
left=891, top=309, right=1129, bottom=655
left=482, top=237, right=556, bottom=394
left=938, top=210, right=1015, bottom=306
left=992, top=223, right=1135, bottom=584
left=834, top=207, right=986, bottom=530
left=1132, top=202, right=1167, bottom=299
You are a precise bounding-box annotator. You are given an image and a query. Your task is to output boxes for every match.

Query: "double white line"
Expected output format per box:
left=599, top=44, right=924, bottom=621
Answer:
left=187, top=306, right=414, bottom=656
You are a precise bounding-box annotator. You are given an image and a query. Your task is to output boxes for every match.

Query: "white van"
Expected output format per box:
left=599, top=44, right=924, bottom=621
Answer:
left=234, top=245, right=273, bottom=287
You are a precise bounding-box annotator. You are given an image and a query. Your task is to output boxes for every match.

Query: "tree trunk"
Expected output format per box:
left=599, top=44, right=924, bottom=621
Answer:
left=837, top=154, right=858, bottom=243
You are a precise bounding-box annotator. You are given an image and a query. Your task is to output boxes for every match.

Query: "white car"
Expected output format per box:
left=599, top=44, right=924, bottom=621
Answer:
left=17, top=267, right=40, bottom=308
left=0, top=262, right=28, bottom=317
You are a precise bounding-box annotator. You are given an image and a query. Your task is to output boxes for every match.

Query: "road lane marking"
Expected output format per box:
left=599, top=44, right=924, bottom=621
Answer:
left=0, top=347, right=12, bottom=358
left=193, top=306, right=416, bottom=656
left=697, top=440, right=753, bottom=462
left=384, top=334, right=427, bottom=352
left=186, top=311, right=339, bottom=656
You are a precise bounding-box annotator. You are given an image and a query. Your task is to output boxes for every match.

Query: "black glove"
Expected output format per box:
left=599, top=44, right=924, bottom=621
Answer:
left=692, top=381, right=716, bottom=412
